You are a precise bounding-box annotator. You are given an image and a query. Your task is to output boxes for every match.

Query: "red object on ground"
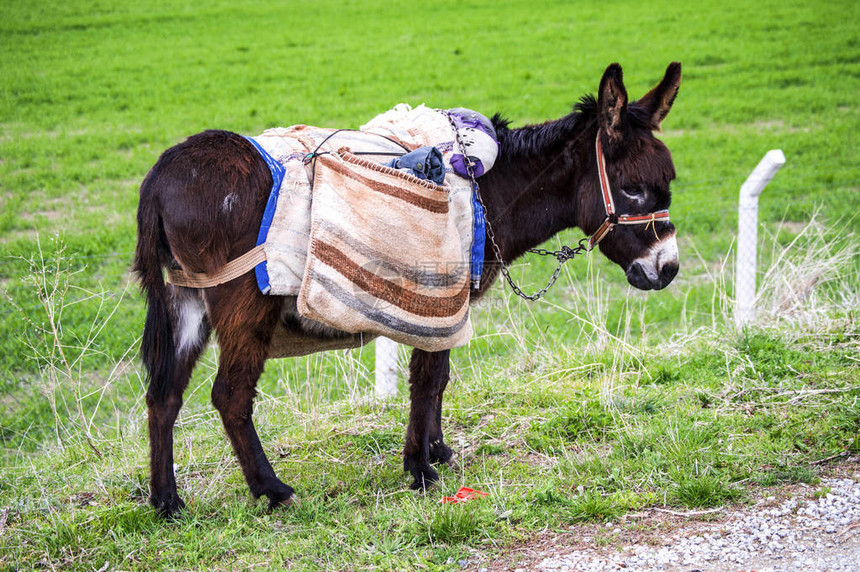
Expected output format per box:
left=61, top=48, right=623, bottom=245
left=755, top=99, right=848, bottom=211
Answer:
left=441, top=486, right=489, bottom=504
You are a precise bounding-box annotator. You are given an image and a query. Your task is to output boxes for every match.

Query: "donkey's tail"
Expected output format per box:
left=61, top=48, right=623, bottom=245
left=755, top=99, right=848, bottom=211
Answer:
left=133, top=168, right=175, bottom=401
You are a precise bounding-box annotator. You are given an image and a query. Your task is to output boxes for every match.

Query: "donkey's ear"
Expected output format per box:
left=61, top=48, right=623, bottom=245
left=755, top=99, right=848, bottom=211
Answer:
left=636, top=62, right=682, bottom=131
left=597, top=63, right=628, bottom=143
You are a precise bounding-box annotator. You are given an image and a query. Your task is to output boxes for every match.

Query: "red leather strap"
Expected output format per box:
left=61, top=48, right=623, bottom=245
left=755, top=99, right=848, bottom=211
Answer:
left=588, top=134, right=671, bottom=250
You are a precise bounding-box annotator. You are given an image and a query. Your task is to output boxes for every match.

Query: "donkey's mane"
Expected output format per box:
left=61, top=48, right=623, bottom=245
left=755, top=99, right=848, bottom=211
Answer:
left=491, top=94, right=653, bottom=160
left=490, top=108, right=583, bottom=161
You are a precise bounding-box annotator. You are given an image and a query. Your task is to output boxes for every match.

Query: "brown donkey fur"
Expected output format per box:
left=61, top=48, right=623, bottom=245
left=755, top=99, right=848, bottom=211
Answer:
left=135, top=63, right=682, bottom=518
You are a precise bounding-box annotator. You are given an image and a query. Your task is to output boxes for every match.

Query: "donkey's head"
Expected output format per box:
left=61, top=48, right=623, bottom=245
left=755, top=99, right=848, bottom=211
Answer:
left=579, top=63, right=682, bottom=290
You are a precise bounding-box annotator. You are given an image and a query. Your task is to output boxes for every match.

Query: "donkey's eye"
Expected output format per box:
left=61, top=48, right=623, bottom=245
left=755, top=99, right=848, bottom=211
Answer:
left=620, top=187, right=645, bottom=201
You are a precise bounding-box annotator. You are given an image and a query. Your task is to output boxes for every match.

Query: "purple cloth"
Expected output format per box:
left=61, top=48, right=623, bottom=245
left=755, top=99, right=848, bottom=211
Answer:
left=446, top=108, right=499, bottom=179
left=449, top=154, right=486, bottom=178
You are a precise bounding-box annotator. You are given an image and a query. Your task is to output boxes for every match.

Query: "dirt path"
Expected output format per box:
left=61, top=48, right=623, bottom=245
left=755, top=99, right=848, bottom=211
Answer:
left=472, top=458, right=860, bottom=572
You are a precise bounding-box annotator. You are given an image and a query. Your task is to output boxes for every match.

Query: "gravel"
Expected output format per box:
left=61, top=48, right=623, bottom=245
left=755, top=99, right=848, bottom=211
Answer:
left=527, top=477, right=860, bottom=572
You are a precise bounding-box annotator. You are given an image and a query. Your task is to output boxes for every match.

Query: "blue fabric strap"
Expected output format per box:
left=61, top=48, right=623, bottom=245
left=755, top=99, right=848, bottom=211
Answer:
left=470, top=183, right=486, bottom=287
left=244, top=136, right=286, bottom=294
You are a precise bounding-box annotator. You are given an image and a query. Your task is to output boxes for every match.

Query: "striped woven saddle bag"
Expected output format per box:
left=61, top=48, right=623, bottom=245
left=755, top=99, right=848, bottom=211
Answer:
left=297, top=147, right=474, bottom=351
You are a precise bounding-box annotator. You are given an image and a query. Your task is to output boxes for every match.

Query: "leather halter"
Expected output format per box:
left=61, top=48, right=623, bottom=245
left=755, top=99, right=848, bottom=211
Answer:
left=588, top=134, right=671, bottom=250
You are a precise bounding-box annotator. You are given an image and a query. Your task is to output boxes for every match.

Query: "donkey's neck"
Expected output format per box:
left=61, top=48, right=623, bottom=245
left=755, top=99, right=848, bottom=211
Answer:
left=480, top=112, right=594, bottom=264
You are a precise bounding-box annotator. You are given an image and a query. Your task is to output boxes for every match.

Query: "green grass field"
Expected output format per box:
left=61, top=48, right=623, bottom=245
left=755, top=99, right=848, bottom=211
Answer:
left=1, top=0, right=858, bottom=570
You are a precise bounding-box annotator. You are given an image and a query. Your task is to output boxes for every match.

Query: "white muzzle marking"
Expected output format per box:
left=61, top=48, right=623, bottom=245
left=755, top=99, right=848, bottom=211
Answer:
left=633, top=232, right=678, bottom=281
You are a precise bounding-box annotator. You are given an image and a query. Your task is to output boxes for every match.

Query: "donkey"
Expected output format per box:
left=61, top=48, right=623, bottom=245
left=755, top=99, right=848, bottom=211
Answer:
left=134, top=62, right=682, bottom=518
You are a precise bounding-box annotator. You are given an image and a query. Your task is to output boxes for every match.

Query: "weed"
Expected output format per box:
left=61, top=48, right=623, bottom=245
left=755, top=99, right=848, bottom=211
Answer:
left=413, top=503, right=494, bottom=546
left=475, top=443, right=505, bottom=456
left=527, top=401, right=615, bottom=454
left=812, top=486, right=832, bottom=500
left=566, top=490, right=624, bottom=523
left=753, top=465, right=819, bottom=487
left=673, top=474, right=743, bottom=508
left=648, top=363, right=683, bottom=386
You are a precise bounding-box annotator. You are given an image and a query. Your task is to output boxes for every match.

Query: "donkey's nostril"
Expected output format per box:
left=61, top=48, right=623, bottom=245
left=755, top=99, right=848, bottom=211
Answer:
left=626, top=261, right=654, bottom=291
left=658, top=261, right=679, bottom=289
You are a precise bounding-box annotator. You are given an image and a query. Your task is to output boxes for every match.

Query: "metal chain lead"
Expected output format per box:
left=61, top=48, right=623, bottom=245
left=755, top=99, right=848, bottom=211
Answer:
left=442, top=110, right=586, bottom=301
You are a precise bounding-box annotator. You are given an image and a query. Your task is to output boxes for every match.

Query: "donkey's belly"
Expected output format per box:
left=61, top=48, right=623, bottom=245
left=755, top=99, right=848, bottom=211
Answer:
left=267, top=296, right=376, bottom=359
left=267, top=325, right=375, bottom=358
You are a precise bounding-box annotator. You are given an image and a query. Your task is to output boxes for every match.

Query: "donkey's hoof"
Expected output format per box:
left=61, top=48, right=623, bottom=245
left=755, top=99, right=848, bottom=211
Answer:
left=404, top=453, right=440, bottom=491
left=151, top=491, right=185, bottom=520
left=408, top=465, right=439, bottom=491
left=264, top=484, right=297, bottom=511
left=429, top=440, right=453, bottom=464
left=410, top=473, right=439, bottom=491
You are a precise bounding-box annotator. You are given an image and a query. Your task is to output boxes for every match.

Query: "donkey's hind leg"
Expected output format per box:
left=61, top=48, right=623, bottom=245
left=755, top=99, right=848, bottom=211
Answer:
left=403, top=348, right=452, bottom=490
left=206, top=280, right=295, bottom=509
left=147, top=286, right=210, bottom=518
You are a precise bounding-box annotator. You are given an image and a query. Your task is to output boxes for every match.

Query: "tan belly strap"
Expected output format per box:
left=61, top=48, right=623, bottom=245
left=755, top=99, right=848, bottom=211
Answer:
left=166, top=245, right=266, bottom=289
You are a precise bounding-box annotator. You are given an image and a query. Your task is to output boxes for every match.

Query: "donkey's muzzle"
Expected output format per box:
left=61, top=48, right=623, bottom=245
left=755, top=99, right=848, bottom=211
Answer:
left=626, top=259, right=678, bottom=290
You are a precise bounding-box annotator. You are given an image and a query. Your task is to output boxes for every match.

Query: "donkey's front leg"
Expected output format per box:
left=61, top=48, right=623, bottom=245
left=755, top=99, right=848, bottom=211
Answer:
left=428, top=356, right=453, bottom=465
left=403, top=348, right=452, bottom=490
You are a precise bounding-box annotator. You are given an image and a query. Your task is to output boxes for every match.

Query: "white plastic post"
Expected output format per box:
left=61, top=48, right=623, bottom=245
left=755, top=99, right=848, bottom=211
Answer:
left=374, top=337, right=399, bottom=398
left=735, top=150, right=786, bottom=327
